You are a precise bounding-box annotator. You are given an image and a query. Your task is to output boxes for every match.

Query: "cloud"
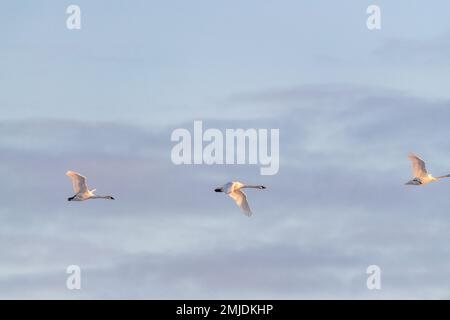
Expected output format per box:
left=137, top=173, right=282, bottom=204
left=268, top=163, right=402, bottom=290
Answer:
left=373, top=33, right=450, bottom=65
left=2, top=83, right=450, bottom=298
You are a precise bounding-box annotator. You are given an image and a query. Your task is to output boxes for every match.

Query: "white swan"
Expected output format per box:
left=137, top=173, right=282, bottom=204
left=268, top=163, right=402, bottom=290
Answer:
left=66, top=171, right=115, bottom=201
left=405, top=153, right=450, bottom=186
left=214, top=181, right=266, bottom=216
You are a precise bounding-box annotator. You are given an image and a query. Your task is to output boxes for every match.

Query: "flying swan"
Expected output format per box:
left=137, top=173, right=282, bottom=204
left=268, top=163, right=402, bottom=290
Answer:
left=66, top=171, right=115, bottom=201
left=214, top=181, right=266, bottom=216
left=405, top=153, right=450, bottom=186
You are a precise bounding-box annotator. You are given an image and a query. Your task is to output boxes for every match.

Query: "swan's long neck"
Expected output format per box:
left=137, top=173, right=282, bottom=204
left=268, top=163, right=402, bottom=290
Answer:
left=90, top=195, right=114, bottom=200
left=242, top=184, right=266, bottom=189
left=437, top=174, right=450, bottom=179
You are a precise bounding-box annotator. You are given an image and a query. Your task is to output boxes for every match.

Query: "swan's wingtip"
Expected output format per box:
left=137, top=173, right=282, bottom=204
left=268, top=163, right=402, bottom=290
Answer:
left=408, top=152, right=421, bottom=159
left=243, top=210, right=253, bottom=217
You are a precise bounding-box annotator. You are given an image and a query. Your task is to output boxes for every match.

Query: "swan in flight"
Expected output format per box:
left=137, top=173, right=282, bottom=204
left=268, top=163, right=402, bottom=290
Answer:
left=405, top=153, right=450, bottom=186
left=66, top=171, right=115, bottom=201
left=214, top=181, right=266, bottom=216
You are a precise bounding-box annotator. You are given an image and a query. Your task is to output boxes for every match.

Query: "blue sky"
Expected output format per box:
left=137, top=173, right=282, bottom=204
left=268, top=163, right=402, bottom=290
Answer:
left=2, top=1, right=450, bottom=299
left=3, top=0, right=450, bottom=125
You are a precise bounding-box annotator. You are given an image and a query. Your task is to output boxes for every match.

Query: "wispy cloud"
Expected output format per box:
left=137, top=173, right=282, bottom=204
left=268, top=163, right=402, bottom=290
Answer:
left=2, top=83, right=450, bottom=298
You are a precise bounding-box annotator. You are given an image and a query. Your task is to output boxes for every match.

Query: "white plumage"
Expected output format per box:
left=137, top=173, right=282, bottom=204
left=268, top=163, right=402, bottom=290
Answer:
left=405, top=153, right=450, bottom=186
left=215, top=181, right=266, bottom=216
left=66, top=171, right=115, bottom=201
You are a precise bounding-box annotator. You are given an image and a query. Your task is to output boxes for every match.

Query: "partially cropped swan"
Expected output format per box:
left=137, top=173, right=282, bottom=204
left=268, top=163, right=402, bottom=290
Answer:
left=405, top=153, right=450, bottom=186
left=214, top=181, right=266, bottom=216
left=66, top=171, right=115, bottom=201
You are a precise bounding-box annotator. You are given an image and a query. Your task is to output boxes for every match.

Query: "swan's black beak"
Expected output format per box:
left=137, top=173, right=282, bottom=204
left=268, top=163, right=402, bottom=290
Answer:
left=260, top=186, right=267, bottom=189
left=67, top=197, right=74, bottom=201
left=214, top=188, right=222, bottom=192
left=110, top=197, right=115, bottom=200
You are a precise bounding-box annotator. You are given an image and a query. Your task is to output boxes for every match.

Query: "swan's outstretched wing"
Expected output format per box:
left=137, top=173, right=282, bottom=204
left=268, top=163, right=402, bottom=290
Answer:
left=408, top=153, right=428, bottom=178
left=66, top=171, right=89, bottom=193
left=228, top=190, right=252, bottom=216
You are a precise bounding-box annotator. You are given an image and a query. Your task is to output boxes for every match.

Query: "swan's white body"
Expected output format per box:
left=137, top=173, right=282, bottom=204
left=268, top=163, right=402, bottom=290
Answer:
left=215, top=181, right=266, bottom=216
left=405, top=154, right=450, bottom=186
left=66, top=171, right=115, bottom=201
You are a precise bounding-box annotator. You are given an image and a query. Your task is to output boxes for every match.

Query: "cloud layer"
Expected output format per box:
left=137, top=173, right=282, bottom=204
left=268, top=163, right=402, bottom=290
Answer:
left=2, top=84, right=450, bottom=298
